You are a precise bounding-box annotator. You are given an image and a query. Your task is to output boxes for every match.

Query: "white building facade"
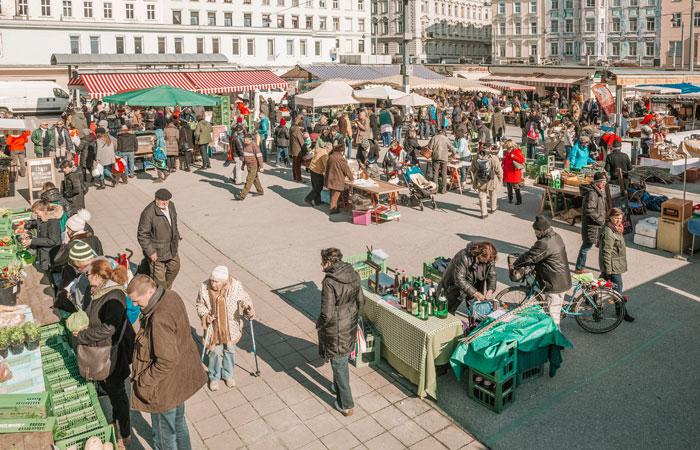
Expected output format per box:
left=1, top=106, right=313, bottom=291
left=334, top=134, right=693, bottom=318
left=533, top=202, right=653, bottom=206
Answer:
left=371, top=0, right=491, bottom=65
left=0, top=0, right=371, bottom=67
left=492, top=0, right=546, bottom=64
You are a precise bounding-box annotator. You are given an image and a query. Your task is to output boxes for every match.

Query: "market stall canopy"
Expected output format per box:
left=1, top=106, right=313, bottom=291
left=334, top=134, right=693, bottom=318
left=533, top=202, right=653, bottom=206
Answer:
left=392, top=93, right=436, bottom=107
left=281, top=64, right=445, bottom=82
left=101, top=85, right=221, bottom=107
left=441, top=78, right=500, bottom=95
left=0, top=118, right=39, bottom=133
left=627, top=85, right=682, bottom=94
left=638, top=83, right=700, bottom=94
left=294, top=80, right=359, bottom=108
left=481, top=74, right=584, bottom=88
left=479, top=80, right=536, bottom=92
left=358, top=75, right=450, bottom=91
left=184, top=70, right=288, bottom=94
left=353, top=86, right=407, bottom=102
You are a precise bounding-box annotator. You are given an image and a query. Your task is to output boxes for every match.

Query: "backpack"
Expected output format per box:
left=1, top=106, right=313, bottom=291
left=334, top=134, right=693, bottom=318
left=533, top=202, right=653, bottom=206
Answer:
left=476, top=158, right=493, bottom=182
left=153, top=143, right=166, bottom=170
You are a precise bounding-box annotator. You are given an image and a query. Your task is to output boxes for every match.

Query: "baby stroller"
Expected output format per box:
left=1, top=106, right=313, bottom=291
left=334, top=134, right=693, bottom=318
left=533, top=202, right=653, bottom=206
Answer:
left=399, top=165, right=437, bottom=211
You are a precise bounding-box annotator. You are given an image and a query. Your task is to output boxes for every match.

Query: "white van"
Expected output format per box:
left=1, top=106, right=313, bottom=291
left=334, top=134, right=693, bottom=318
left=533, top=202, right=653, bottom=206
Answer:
left=0, top=81, right=70, bottom=115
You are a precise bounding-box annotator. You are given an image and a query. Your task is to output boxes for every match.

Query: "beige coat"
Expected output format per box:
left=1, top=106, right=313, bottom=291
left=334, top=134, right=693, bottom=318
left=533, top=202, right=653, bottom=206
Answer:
left=355, top=115, right=371, bottom=143
left=470, top=152, right=503, bottom=192
left=195, top=278, right=254, bottom=346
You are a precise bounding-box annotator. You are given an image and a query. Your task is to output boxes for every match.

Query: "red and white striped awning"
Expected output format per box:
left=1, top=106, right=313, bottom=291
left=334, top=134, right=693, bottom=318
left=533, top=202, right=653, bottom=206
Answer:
left=77, top=73, right=196, bottom=99
left=68, top=77, right=84, bottom=86
left=480, top=80, right=536, bottom=92
left=185, top=70, right=288, bottom=94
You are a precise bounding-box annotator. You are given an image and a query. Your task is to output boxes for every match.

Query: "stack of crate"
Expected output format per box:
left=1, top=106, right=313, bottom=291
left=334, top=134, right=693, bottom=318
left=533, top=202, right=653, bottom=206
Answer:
left=466, top=341, right=517, bottom=414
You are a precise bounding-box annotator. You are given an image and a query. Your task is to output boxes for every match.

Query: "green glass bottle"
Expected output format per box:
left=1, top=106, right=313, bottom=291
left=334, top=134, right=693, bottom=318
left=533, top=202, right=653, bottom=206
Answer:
left=411, top=290, right=419, bottom=316
left=419, top=295, right=429, bottom=320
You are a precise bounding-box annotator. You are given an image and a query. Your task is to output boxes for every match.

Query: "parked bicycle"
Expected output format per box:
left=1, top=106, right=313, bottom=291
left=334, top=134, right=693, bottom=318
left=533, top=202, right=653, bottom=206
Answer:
left=496, top=261, right=626, bottom=334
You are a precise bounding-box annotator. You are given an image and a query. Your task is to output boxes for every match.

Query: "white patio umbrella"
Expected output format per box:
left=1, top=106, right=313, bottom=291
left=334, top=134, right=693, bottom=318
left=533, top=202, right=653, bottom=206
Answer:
left=392, top=92, right=436, bottom=107
left=353, top=85, right=407, bottom=101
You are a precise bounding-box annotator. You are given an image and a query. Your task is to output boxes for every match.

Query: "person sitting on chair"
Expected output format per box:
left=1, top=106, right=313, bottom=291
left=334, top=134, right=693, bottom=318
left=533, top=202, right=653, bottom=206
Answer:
left=438, top=241, right=497, bottom=315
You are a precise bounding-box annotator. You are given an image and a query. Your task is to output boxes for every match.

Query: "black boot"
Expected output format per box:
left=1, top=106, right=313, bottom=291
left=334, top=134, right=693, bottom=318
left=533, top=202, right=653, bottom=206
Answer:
left=515, top=189, right=522, bottom=205
left=623, top=311, right=635, bottom=322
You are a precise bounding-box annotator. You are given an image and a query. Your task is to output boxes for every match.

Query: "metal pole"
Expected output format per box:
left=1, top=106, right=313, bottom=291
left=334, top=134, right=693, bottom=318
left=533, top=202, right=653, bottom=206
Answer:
left=681, top=22, right=685, bottom=69
left=691, top=0, right=696, bottom=71
left=401, top=0, right=409, bottom=93
left=374, top=19, right=378, bottom=63
left=615, top=84, right=622, bottom=134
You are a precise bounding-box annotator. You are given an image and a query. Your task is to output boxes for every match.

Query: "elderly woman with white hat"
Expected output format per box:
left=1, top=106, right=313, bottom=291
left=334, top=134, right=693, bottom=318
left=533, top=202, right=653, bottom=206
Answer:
left=196, top=266, right=255, bottom=391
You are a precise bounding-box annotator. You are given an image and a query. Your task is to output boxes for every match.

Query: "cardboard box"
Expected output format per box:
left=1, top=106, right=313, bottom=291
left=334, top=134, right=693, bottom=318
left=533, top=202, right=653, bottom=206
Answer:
left=682, top=168, right=700, bottom=184
left=657, top=218, right=695, bottom=254
left=661, top=198, right=693, bottom=222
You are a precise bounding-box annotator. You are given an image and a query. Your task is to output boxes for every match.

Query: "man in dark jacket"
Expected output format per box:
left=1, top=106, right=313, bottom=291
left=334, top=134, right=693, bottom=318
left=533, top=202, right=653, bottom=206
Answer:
left=439, top=242, right=498, bottom=314
left=178, top=120, right=194, bottom=172
left=576, top=172, right=607, bottom=273
left=116, top=125, right=138, bottom=177
left=512, top=216, right=572, bottom=327
left=60, top=160, right=85, bottom=213
left=137, top=189, right=181, bottom=289
left=289, top=116, right=305, bottom=183
left=127, top=275, right=207, bottom=450
left=604, top=140, right=632, bottom=183
left=273, top=118, right=290, bottom=166
left=77, top=128, right=95, bottom=182
left=317, top=248, right=365, bottom=417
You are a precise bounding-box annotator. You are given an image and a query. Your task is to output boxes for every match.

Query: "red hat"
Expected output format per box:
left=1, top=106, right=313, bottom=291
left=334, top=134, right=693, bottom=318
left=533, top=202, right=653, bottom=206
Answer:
left=280, top=118, right=286, bottom=126
left=237, top=117, right=243, bottom=123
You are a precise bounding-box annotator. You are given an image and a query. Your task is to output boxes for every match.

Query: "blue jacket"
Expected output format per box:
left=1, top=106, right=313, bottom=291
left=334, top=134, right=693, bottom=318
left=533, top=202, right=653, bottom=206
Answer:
left=258, top=117, right=269, bottom=135
left=568, top=142, right=594, bottom=169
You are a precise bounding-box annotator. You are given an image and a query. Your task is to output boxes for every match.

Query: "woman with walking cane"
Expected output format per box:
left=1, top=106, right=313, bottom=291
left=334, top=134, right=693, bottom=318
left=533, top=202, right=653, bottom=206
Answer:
left=196, top=266, right=255, bottom=391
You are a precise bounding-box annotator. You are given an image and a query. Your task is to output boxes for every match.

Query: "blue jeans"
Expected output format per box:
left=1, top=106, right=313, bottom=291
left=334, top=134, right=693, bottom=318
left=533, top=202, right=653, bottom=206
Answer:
left=381, top=132, right=391, bottom=147
left=331, top=356, right=354, bottom=410
left=421, top=120, right=430, bottom=139
left=207, top=344, right=235, bottom=381
left=429, top=123, right=436, bottom=137
left=276, top=146, right=289, bottom=165
left=260, top=134, right=268, bottom=162
left=526, top=143, right=537, bottom=159
left=575, top=242, right=593, bottom=271
left=122, top=152, right=135, bottom=176
left=346, top=137, right=353, bottom=158
left=394, top=126, right=403, bottom=142
left=100, top=164, right=113, bottom=180
left=151, top=403, right=191, bottom=450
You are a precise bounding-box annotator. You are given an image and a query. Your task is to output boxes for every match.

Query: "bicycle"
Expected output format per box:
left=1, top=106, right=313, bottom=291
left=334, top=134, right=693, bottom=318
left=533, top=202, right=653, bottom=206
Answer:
left=496, top=262, right=626, bottom=334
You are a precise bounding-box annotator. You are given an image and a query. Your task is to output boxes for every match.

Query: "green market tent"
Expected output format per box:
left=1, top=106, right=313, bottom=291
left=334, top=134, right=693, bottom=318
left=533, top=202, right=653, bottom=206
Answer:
left=102, top=85, right=221, bottom=107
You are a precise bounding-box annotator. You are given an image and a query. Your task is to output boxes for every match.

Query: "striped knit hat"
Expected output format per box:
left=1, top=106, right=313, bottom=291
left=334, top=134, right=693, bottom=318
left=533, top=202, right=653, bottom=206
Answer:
left=69, top=242, right=94, bottom=262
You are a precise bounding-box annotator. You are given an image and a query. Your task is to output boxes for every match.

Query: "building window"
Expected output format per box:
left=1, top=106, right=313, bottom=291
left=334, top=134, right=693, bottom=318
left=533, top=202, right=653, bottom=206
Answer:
left=244, top=13, right=251, bottom=26
left=292, top=15, right=299, bottom=28
left=306, top=16, right=313, bottom=28
left=278, top=15, right=285, bottom=27
left=263, top=14, right=271, bottom=27
left=358, top=0, right=364, bottom=10
left=382, top=19, right=388, bottom=34
left=83, top=1, right=93, bottom=17
left=582, top=18, right=593, bottom=32
left=669, top=41, right=681, bottom=57
left=531, top=21, right=537, bottom=34
left=173, top=11, right=182, bottom=24
left=646, top=17, right=654, bottom=31
left=629, top=42, right=636, bottom=56
left=174, top=37, right=183, bottom=53
left=629, top=18, right=637, bottom=31
left=612, top=0, right=620, bottom=5
left=612, top=18, right=620, bottom=32
left=208, top=12, right=216, bottom=25
left=333, top=17, right=339, bottom=30
left=551, top=0, right=558, bottom=8
left=514, top=44, right=521, bottom=57
left=332, top=0, right=338, bottom=8
left=244, top=0, right=251, bottom=3
left=90, top=36, right=99, bottom=54
left=116, top=36, right=124, bottom=53
left=70, top=35, right=80, bottom=54
left=263, top=0, right=269, bottom=4
left=41, top=0, right=51, bottom=16
left=320, top=16, right=326, bottom=30
left=278, top=0, right=285, bottom=5
left=102, top=2, right=111, bottom=18
left=232, top=38, right=240, bottom=55
left=147, top=5, right=155, bottom=20
left=381, top=0, right=387, bottom=13
left=585, top=0, right=594, bottom=7
left=565, top=42, right=573, bottom=55
left=530, top=1, right=537, bottom=12
left=247, top=38, right=255, bottom=55
left=551, top=20, right=558, bottom=33
left=197, top=37, right=204, bottom=53
left=358, top=18, right=365, bottom=32
left=515, top=22, right=521, bottom=35
left=371, top=0, right=376, bottom=14
left=320, top=0, right=326, bottom=7
left=498, top=2, right=505, bottom=14
left=293, top=0, right=299, bottom=5
left=612, top=42, right=620, bottom=56
left=565, top=0, right=573, bottom=8
left=315, top=40, right=321, bottom=55
left=300, top=39, right=307, bottom=55
left=158, top=37, right=166, bottom=53
left=267, top=39, right=275, bottom=59
left=550, top=42, right=558, bottom=56
left=212, top=38, right=219, bottom=53
left=585, top=42, right=594, bottom=56
left=224, top=12, right=232, bottom=26
left=499, top=22, right=506, bottom=35
left=191, top=11, right=199, bottom=25
left=63, top=0, right=72, bottom=16
left=629, top=0, right=637, bottom=5
left=382, top=42, right=389, bottom=54
left=645, top=41, right=654, bottom=56
left=695, top=12, right=700, bottom=27
left=125, top=3, right=134, bottom=19
left=286, top=39, right=294, bottom=55
left=359, top=39, right=365, bottom=53
left=134, top=36, right=143, bottom=53
left=514, top=2, right=521, bottom=13
left=499, top=44, right=506, bottom=57
left=17, top=0, right=28, bottom=15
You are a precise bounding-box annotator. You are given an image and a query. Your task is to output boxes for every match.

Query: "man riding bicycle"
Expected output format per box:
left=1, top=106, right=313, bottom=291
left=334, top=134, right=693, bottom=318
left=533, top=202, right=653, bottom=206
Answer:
left=510, top=216, right=571, bottom=327
left=438, top=241, right=498, bottom=315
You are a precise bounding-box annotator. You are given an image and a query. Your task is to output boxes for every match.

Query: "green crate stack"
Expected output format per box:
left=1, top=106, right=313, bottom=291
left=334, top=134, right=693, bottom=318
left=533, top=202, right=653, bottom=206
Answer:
left=0, top=417, right=57, bottom=433
left=342, top=252, right=387, bottom=281
left=55, top=424, right=118, bottom=450
left=0, top=392, right=51, bottom=419
left=352, top=320, right=381, bottom=368
left=467, top=367, right=516, bottom=414
left=53, top=406, right=108, bottom=441
left=469, top=341, right=517, bottom=383
left=516, top=346, right=549, bottom=387
left=543, top=193, right=565, bottom=213
left=423, top=256, right=446, bottom=284
left=49, top=384, right=98, bottom=408
left=40, top=323, right=68, bottom=343
left=525, top=162, right=539, bottom=180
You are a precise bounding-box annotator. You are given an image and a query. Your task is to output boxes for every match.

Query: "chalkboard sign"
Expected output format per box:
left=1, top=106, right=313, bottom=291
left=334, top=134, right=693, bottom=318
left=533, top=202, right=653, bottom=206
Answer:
left=27, top=158, right=56, bottom=203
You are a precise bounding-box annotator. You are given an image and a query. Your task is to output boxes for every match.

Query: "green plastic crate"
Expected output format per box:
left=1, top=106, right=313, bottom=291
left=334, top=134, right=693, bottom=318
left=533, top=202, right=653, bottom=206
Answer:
left=423, top=256, right=447, bottom=284
left=342, top=252, right=387, bottom=280
left=516, top=346, right=549, bottom=386
left=44, top=357, right=81, bottom=378
left=469, top=341, right=517, bottom=384
left=54, top=405, right=108, bottom=441
left=0, top=417, right=57, bottom=433
left=50, top=384, right=98, bottom=409
left=55, top=424, right=118, bottom=450
left=352, top=320, right=381, bottom=368
left=0, top=392, right=51, bottom=419
left=40, top=323, right=67, bottom=341
left=467, top=368, right=516, bottom=414
left=45, top=373, right=89, bottom=393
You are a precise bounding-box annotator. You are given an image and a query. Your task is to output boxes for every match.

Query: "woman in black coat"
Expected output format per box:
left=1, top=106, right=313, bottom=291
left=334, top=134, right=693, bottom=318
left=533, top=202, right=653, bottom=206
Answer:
left=316, top=248, right=365, bottom=416
left=74, top=259, right=135, bottom=448
left=21, top=200, right=63, bottom=273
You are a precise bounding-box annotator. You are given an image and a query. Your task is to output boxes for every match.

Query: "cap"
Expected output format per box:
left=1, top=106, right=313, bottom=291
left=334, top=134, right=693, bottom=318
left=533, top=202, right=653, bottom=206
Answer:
left=95, top=127, right=106, bottom=134
left=69, top=241, right=95, bottom=262
left=65, top=209, right=91, bottom=233
left=155, top=188, right=172, bottom=200
left=210, top=266, right=229, bottom=282
left=475, top=119, right=483, bottom=126
left=361, top=138, right=370, bottom=148
left=612, top=139, right=622, bottom=149
left=593, top=171, right=607, bottom=182
left=532, top=215, right=550, bottom=231
left=280, top=118, right=286, bottom=126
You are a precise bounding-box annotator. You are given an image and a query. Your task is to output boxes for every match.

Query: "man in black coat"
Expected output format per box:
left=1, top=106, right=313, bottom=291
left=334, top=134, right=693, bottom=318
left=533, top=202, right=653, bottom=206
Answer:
left=438, top=242, right=498, bottom=315
left=316, top=248, right=364, bottom=417
left=512, top=216, right=572, bottom=327
left=576, top=172, right=607, bottom=273
left=137, top=189, right=181, bottom=289
left=604, top=140, right=632, bottom=182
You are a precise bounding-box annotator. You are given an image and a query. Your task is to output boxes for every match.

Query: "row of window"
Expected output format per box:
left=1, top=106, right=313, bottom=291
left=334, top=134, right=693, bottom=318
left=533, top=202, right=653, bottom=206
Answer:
left=174, top=11, right=365, bottom=30
left=548, top=41, right=654, bottom=57
left=497, top=16, right=657, bottom=35
left=497, top=2, right=538, bottom=15
left=670, top=12, right=700, bottom=28
left=549, top=0, right=657, bottom=8
left=69, top=35, right=365, bottom=57
left=416, top=1, right=488, bottom=21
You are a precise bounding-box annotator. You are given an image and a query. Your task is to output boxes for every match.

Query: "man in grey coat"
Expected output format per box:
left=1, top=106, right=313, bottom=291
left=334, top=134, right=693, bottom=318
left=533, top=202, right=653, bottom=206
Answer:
left=575, top=172, right=607, bottom=273
left=428, top=129, right=456, bottom=194
left=137, top=189, right=181, bottom=289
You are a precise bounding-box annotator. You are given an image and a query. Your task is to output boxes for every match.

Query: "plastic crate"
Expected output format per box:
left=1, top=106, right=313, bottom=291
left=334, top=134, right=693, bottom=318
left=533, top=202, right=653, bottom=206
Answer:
left=423, top=256, right=447, bottom=284
left=55, top=424, right=118, bottom=450
left=352, top=320, right=381, bottom=368
left=0, top=417, right=57, bottom=433
left=0, top=392, right=51, bottom=419
left=52, top=396, right=95, bottom=418
left=44, top=357, right=81, bottom=378
left=342, top=252, right=387, bottom=281
left=470, top=341, right=517, bottom=383
left=45, top=373, right=90, bottom=393
left=50, top=384, right=98, bottom=410
left=40, top=323, right=67, bottom=341
left=467, top=368, right=516, bottom=414
left=54, top=405, right=108, bottom=441
left=516, top=346, right=549, bottom=386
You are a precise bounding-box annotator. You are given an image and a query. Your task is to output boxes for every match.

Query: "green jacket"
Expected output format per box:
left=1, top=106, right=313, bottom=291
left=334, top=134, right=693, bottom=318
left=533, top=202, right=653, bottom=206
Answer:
left=30, top=128, right=55, bottom=155
left=598, top=223, right=627, bottom=275
left=193, top=119, right=214, bottom=146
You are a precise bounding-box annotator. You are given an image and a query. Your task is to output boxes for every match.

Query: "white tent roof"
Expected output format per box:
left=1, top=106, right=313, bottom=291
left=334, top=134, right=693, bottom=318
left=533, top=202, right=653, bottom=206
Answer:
left=392, top=93, right=436, bottom=107
left=295, top=80, right=359, bottom=108
left=353, top=85, right=407, bottom=100
left=624, top=85, right=682, bottom=94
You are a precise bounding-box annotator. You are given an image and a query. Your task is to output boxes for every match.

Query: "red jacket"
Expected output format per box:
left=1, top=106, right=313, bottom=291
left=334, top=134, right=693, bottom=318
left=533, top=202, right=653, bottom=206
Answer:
left=502, top=148, right=525, bottom=184
left=6, top=131, right=30, bottom=151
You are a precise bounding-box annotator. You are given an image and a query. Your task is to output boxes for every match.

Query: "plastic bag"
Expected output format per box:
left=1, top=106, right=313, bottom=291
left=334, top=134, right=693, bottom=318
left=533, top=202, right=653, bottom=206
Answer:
left=91, top=163, right=103, bottom=178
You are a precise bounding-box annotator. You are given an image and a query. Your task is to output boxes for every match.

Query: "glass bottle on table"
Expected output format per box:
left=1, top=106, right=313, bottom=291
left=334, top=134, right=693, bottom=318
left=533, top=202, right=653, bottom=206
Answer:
left=394, top=269, right=400, bottom=297
left=411, top=290, right=419, bottom=316
left=419, top=295, right=429, bottom=320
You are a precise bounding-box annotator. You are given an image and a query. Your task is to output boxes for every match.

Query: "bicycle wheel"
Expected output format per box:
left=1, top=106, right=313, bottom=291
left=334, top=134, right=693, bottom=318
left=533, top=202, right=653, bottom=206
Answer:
left=573, top=287, right=625, bottom=333
left=495, top=286, right=546, bottom=311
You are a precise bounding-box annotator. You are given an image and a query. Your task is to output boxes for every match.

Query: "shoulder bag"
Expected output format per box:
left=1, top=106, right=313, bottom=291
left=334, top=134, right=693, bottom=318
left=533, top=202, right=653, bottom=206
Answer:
left=76, top=317, right=128, bottom=381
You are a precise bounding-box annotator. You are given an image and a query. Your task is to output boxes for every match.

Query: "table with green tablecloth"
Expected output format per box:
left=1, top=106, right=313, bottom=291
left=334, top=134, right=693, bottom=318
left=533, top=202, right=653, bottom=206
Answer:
left=450, top=306, right=573, bottom=381
left=360, top=287, right=464, bottom=400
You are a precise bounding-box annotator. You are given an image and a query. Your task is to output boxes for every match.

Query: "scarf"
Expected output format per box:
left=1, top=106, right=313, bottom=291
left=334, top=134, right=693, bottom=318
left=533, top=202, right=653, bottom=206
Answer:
left=608, top=219, right=624, bottom=234
left=208, top=278, right=231, bottom=346
left=57, top=127, right=65, bottom=146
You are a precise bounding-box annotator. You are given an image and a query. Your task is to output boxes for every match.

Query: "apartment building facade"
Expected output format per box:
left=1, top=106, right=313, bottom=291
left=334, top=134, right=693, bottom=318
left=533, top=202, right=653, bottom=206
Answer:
left=492, top=0, right=547, bottom=64
left=0, top=0, right=371, bottom=67
left=660, top=0, right=700, bottom=69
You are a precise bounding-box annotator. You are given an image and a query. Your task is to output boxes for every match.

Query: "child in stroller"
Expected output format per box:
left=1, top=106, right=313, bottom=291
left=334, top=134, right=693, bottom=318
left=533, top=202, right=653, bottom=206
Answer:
left=399, top=165, right=437, bottom=210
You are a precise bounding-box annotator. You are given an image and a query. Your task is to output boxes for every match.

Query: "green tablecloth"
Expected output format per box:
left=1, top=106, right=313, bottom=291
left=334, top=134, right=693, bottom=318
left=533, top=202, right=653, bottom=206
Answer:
left=450, top=306, right=573, bottom=381
left=360, top=287, right=463, bottom=400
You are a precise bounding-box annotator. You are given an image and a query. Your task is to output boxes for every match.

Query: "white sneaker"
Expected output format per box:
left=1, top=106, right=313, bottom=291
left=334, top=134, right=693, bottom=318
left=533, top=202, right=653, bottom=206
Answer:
left=224, top=378, right=236, bottom=388
left=208, top=380, right=219, bottom=391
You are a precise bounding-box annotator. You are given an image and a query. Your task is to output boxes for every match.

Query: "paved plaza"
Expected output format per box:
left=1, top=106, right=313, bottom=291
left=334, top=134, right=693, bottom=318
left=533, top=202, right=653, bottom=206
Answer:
left=3, top=125, right=700, bottom=450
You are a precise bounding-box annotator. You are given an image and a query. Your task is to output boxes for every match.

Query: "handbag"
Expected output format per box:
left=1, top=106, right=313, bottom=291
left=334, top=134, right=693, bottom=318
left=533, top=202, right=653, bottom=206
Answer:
left=420, top=147, right=433, bottom=159
left=512, top=158, right=525, bottom=171
left=76, top=317, right=128, bottom=381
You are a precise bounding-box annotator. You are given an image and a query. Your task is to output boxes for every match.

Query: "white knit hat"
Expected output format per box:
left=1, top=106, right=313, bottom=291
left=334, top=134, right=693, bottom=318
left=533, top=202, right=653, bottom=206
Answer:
left=210, top=266, right=229, bottom=282
left=65, top=209, right=91, bottom=233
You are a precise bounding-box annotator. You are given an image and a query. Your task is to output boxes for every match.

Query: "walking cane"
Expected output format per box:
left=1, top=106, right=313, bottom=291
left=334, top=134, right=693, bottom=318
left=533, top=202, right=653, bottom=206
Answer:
left=200, top=319, right=215, bottom=363
left=249, top=318, right=261, bottom=377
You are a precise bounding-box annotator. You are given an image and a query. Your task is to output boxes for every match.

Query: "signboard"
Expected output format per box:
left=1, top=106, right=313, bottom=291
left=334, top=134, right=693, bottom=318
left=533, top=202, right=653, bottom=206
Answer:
left=211, top=125, right=228, bottom=154
left=27, top=158, right=56, bottom=204
left=591, top=84, right=615, bottom=116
